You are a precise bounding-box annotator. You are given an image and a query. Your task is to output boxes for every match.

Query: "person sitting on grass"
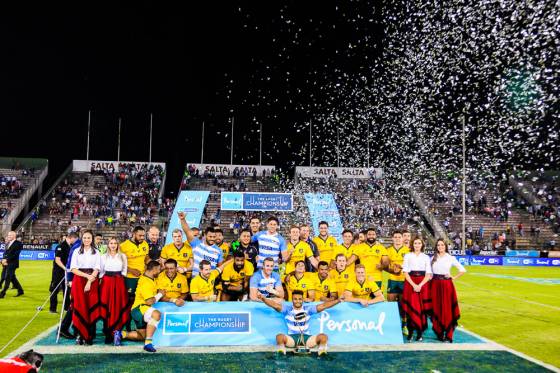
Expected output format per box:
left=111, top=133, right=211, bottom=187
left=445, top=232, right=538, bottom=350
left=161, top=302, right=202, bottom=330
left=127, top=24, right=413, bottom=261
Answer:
left=257, top=289, right=343, bottom=356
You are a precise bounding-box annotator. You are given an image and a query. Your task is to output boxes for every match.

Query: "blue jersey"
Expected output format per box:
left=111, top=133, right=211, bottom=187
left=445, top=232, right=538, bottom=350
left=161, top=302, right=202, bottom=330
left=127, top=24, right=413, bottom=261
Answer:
left=191, top=238, right=223, bottom=276
left=251, top=231, right=287, bottom=269
left=281, top=303, right=318, bottom=335
left=249, top=270, right=282, bottom=297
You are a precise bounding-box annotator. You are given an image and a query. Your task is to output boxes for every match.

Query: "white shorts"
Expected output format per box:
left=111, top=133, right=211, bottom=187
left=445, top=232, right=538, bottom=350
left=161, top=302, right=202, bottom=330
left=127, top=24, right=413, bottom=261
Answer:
left=143, top=307, right=156, bottom=323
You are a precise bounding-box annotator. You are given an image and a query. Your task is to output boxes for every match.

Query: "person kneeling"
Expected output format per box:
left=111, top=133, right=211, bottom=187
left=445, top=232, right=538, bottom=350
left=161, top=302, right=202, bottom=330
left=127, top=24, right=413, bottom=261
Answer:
left=117, top=260, right=164, bottom=352
left=258, top=289, right=342, bottom=356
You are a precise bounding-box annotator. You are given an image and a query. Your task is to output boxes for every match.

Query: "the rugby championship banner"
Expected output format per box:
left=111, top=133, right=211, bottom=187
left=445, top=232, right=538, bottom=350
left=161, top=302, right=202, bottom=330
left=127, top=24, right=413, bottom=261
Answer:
left=152, top=302, right=403, bottom=346
left=165, top=191, right=210, bottom=244
left=304, top=193, right=344, bottom=243
left=296, top=166, right=383, bottom=179
left=221, top=192, right=293, bottom=211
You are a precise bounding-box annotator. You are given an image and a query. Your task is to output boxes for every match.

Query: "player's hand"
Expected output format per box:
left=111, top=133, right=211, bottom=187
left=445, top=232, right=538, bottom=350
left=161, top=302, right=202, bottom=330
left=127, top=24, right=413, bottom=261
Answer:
left=177, top=267, right=186, bottom=274
left=178, top=211, right=186, bottom=220
left=208, top=295, right=217, bottom=302
left=376, top=263, right=383, bottom=270
left=158, top=289, right=166, bottom=296
left=129, top=268, right=141, bottom=277
left=175, top=299, right=185, bottom=307
left=360, top=299, right=369, bottom=307
left=256, top=292, right=264, bottom=301
left=266, top=285, right=278, bottom=295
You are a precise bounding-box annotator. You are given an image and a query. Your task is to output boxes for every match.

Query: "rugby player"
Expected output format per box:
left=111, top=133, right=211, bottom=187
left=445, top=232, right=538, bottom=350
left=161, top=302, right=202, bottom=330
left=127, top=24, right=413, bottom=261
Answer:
left=343, top=264, right=385, bottom=307
left=282, top=225, right=318, bottom=278
left=329, top=253, right=355, bottom=298
left=221, top=250, right=254, bottom=301
left=331, top=229, right=358, bottom=271
left=160, top=229, right=193, bottom=276
left=251, top=216, right=287, bottom=271
left=249, top=257, right=284, bottom=302
left=284, top=261, right=315, bottom=302
left=156, top=258, right=188, bottom=307
left=258, top=289, right=343, bottom=356
left=354, top=227, right=388, bottom=289
left=312, top=261, right=337, bottom=301
left=190, top=259, right=232, bottom=302
left=312, top=221, right=338, bottom=264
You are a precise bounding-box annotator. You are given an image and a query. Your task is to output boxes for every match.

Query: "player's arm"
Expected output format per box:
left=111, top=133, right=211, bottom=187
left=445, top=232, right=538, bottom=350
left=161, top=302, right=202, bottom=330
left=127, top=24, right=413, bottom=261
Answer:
left=178, top=211, right=196, bottom=243
left=306, top=288, right=316, bottom=303
left=368, top=289, right=385, bottom=304
left=256, top=292, right=282, bottom=312
left=160, top=289, right=184, bottom=306
left=249, top=286, right=261, bottom=301
left=316, top=297, right=343, bottom=312
left=281, top=247, right=293, bottom=263
left=145, top=289, right=166, bottom=305
left=346, top=254, right=358, bottom=266
left=307, top=255, right=318, bottom=269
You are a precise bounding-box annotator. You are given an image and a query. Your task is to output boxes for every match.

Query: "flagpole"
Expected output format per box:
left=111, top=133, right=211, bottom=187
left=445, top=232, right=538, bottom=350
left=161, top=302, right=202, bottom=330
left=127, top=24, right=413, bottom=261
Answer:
left=149, top=113, right=153, bottom=163
left=367, top=121, right=370, bottom=168
left=86, top=110, right=91, bottom=160
left=309, top=120, right=312, bottom=167
left=337, top=126, right=340, bottom=167
left=230, top=117, right=234, bottom=165
left=259, top=122, right=263, bottom=166
left=117, top=117, right=121, bottom=162
left=201, top=121, right=205, bottom=164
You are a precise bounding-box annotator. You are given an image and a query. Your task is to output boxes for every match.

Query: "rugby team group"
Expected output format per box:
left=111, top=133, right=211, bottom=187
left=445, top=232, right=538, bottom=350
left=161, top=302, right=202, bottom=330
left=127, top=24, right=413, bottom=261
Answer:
left=54, top=211, right=466, bottom=353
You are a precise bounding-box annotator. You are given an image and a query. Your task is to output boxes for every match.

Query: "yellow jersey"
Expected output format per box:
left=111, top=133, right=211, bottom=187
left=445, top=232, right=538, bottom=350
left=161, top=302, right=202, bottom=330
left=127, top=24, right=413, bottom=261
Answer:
left=329, top=267, right=356, bottom=297
left=120, top=239, right=149, bottom=278
left=190, top=269, right=221, bottom=299
left=156, top=272, right=189, bottom=299
left=221, top=260, right=254, bottom=287
left=286, top=273, right=315, bottom=300
left=345, top=278, right=381, bottom=300
left=355, top=242, right=388, bottom=281
left=312, top=235, right=338, bottom=263
left=332, top=243, right=357, bottom=272
left=160, top=242, right=193, bottom=270
left=386, top=245, right=410, bottom=281
left=285, top=241, right=314, bottom=274
left=312, top=273, right=337, bottom=301
left=131, top=275, right=158, bottom=314
left=219, top=242, right=230, bottom=257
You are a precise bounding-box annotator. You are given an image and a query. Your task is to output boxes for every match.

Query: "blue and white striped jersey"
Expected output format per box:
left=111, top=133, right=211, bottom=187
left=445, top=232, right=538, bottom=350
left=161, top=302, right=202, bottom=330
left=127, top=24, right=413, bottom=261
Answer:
left=251, top=230, right=287, bottom=269
left=190, top=238, right=223, bottom=276
left=249, top=270, right=282, bottom=297
left=281, top=304, right=318, bottom=335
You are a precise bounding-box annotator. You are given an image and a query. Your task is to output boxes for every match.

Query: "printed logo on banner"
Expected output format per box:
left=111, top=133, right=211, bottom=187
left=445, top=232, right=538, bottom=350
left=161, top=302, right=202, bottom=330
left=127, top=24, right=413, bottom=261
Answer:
left=163, top=312, right=251, bottom=335
left=221, top=192, right=243, bottom=210
left=552, top=260, right=560, bottom=266
left=318, top=310, right=386, bottom=335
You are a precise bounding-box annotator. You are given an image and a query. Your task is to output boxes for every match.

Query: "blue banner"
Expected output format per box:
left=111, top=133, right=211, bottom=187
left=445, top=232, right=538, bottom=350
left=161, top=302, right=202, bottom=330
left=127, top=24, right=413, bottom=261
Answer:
left=152, top=301, right=403, bottom=346
left=456, top=256, right=560, bottom=267
left=505, top=250, right=540, bottom=257
left=0, top=250, right=55, bottom=261
left=304, top=193, right=343, bottom=243
left=220, top=192, right=293, bottom=211
left=165, top=191, right=210, bottom=245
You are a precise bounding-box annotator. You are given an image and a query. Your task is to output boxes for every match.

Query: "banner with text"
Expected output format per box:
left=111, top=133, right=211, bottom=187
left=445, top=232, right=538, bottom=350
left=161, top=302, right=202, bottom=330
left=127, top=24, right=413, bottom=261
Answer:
left=152, top=301, right=403, bottom=346
left=304, top=193, right=343, bottom=243
left=73, top=160, right=166, bottom=173
left=165, top=191, right=210, bottom=245
left=221, top=192, right=293, bottom=211
left=0, top=250, right=55, bottom=261
left=456, top=256, right=560, bottom=267
left=296, top=167, right=383, bottom=179
left=187, top=164, right=275, bottom=177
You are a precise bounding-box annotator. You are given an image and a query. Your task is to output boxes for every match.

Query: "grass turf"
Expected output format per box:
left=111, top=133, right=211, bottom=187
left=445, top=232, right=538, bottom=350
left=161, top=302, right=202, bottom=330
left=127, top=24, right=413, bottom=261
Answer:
left=0, top=261, right=559, bottom=369
left=38, top=351, right=551, bottom=373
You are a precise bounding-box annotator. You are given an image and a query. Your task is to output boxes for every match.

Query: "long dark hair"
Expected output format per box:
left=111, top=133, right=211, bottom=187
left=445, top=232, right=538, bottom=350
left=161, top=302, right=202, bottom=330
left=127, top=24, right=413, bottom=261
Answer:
left=411, top=235, right=425, bottom=253
left=79, top=230, right=98, bottom=255
left=431, top=239, right=449, bottom=266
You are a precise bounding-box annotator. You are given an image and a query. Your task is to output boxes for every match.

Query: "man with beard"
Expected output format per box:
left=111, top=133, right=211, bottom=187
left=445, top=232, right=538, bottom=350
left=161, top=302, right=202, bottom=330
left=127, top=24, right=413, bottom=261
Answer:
left=299, top=224, right=320, bottom=272
left=220, top=250, right=254, bottom=301
left=355, top=228, right=389, bottom=289
left=214, top=228, right=230, bottom=259
left=312, top=221, right=338, bottom=265
left=120, top=226, right=150, bottom=305
left=249, top=216, right=261, bottom=236
left=178, top=212, right=223, bottom=277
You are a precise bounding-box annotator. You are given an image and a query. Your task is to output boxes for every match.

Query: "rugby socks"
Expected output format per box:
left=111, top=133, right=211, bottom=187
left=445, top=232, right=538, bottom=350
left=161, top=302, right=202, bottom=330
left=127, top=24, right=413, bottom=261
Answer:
left=145, top=338, right=153, bottom=346
left=277, top=345, right=286, bottom=354
left=121, top=331, right=128, bottom=339
left=318, top=344, right=328, bottom=355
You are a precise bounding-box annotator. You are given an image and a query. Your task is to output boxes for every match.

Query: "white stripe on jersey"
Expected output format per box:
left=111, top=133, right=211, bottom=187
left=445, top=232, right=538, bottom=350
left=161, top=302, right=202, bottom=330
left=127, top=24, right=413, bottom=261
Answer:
left=192, top=242, right=221, bottom=276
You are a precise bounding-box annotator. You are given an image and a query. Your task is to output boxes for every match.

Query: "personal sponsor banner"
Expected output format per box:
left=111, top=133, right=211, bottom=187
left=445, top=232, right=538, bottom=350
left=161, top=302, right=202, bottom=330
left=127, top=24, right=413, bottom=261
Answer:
left=152, top=301, right=403, bottom=346
left=0, top=243, right=52, bottom=251
left=221, top=192, right=293, bottom=211
left=304, top=193, right=343, bottom=243
left=505, top=250, right=540, bottom=257
left=73, top=160, right=166, bottom=172
left=187, top=164, right=275, bottom=177
left=296, top=166, right=383, bottom=179
left=165, top=191, right=210, bottom=245
left=456, top=256, right=559, bottom=267
left=0, top=250, right=55, bottom=261
left=478, top=251, right=499, bottom=256
left=426, top=249, right=465, bottom=256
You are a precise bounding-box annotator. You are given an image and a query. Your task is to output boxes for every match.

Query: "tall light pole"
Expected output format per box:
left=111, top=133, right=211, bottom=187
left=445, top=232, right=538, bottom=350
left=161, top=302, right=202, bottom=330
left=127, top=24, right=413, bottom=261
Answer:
left=461, top=113, right=466, bottom=253
left=86, top=110, right=91, bottom=160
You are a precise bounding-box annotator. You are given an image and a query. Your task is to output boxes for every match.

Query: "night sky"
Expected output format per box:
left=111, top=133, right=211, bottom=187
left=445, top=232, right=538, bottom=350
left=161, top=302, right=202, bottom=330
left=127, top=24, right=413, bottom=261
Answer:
left=1, top=1, right=558, bottom=196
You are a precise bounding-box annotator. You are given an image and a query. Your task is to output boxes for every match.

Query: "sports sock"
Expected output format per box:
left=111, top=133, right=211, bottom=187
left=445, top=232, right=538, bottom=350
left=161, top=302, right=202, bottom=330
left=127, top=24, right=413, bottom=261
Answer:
left=145, top=339, right=153, bottom=346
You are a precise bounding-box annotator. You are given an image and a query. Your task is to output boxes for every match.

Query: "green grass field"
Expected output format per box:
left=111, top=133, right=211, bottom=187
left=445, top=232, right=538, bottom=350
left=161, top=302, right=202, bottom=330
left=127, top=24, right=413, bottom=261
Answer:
left=0, top=261, right=559, bottom=370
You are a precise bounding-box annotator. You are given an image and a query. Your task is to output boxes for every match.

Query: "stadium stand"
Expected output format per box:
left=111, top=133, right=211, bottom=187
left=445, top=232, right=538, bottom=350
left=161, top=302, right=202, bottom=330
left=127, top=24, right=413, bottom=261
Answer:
left=18, top=161, right=166, bottom=243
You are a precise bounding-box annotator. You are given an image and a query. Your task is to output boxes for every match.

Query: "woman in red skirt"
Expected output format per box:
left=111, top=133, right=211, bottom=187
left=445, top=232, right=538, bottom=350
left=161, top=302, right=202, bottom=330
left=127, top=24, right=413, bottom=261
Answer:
left=401, top=236, right=432, bottom=342
left=70, top=230, right=101, bottom=345
left=99, top=238, right=130, bottom=345
left=430, top=239, right=466, bottom=342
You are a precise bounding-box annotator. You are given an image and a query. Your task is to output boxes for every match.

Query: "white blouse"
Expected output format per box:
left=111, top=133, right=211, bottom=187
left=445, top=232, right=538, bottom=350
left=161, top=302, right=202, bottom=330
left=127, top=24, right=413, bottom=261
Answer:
left=402, top=252, right=432, bottom=274
left=100, top=253, right=128, bottom=277
left=431, top=253, right=466, bottom=275
left=70, top=248, right=101, bottom=271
